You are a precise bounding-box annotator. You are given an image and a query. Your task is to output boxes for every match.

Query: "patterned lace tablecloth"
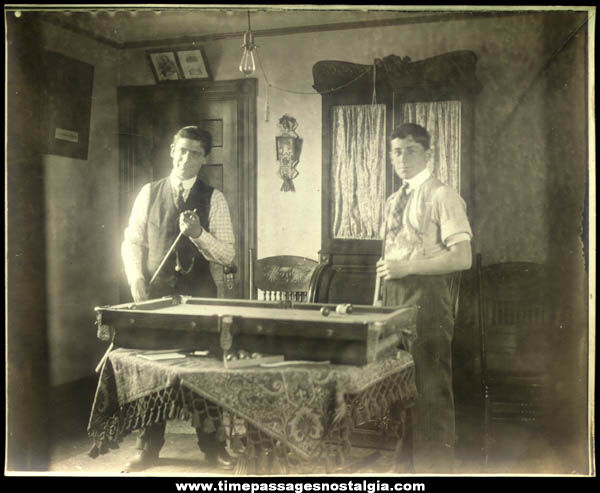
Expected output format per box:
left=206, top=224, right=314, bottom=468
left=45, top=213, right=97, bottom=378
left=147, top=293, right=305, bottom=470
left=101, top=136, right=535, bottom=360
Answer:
left=88, top=348, right=416, bottom=468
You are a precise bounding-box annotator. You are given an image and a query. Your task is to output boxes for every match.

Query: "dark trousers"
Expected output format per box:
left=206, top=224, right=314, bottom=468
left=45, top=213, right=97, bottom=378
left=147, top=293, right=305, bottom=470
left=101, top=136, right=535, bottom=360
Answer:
left=135, top=421, right=226, bottom=458
left=385, top=274, right=456, bottom=473
left=148, top=273, right=217, bottom=299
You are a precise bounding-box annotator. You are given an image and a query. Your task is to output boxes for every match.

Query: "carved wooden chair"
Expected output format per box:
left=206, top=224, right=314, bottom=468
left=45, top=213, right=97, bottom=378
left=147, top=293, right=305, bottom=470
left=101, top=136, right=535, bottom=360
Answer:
left=477, top=254, right=554, bottom=468
left=249, top=249, right=318, bottom=303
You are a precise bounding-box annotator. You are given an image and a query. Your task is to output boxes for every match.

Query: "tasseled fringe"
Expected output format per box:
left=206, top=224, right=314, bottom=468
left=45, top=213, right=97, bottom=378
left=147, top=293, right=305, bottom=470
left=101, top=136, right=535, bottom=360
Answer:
left=332, top=390, right=347, bottom=424
left=88, top=439, right=119, bottom=459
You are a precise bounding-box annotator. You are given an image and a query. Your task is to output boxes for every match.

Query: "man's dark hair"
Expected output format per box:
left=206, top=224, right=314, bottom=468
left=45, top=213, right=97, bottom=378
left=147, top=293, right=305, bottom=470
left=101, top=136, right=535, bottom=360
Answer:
left=390, top=123, right=431, bottom=151
left=173, top=126, right=212, bottom=156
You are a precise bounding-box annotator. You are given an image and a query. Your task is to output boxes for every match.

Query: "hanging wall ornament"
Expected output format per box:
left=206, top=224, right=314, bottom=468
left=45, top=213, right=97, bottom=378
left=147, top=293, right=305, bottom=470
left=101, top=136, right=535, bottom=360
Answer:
left=276, top=114, right=303, bottom=192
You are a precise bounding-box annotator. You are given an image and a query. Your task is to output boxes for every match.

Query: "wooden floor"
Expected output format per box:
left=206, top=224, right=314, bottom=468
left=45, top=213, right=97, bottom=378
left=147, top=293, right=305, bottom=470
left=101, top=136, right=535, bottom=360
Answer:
left=46, top=410, right=575, bottom=477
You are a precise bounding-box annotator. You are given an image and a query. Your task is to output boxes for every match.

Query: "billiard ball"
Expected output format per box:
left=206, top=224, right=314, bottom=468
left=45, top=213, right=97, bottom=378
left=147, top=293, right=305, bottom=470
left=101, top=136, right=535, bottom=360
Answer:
left=336, top=303, right=353, bottom=314
left=320, top=307, right=330, bottom=316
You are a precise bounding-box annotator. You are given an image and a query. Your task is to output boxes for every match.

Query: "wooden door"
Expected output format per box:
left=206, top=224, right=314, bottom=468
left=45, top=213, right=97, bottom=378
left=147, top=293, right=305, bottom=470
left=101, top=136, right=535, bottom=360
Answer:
left=118, top=79, right=257, bottom=302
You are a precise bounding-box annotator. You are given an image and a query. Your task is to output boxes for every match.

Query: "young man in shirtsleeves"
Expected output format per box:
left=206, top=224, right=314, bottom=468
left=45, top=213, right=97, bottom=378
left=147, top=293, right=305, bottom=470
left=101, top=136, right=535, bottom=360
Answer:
left=121, top=126, right=235, bottom=471
left=376, top=123, right=473, bottom=473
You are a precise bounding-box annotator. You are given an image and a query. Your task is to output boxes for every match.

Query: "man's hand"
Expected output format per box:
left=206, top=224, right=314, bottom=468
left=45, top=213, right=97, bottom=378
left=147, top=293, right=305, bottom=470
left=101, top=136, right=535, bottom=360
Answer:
left=376, top=258, right=413, bottom=280
left=179, top=210, right=204, bottom=239
left=131, top=278, right=149, bottom=302
left=376, top=241, right=472, bottom=280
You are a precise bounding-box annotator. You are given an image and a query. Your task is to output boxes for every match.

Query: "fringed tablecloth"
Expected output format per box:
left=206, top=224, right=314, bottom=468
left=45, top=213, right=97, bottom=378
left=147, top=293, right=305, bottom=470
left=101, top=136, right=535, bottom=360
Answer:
left=87, top=348, right=416, bottom=473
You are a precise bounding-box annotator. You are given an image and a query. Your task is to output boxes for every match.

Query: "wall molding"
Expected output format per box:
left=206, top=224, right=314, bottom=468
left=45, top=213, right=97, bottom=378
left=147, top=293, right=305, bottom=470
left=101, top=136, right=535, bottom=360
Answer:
left=40, top=10, right=542, bottom=51
left=41, top=15, right=122, bottom=49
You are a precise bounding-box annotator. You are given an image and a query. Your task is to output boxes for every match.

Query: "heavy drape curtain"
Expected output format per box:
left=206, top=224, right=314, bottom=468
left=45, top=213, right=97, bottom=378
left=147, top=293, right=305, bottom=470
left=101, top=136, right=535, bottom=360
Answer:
left=332, top=104, right=386, bottom=239
left=400, top=101, right=461, bottom=192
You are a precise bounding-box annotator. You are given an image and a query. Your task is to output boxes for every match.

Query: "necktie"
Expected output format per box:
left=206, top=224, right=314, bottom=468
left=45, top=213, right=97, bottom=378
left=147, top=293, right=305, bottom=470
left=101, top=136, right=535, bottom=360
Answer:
left=386, top=182, right=413, bottom=240
left=176, top=183, right=186, bottom=212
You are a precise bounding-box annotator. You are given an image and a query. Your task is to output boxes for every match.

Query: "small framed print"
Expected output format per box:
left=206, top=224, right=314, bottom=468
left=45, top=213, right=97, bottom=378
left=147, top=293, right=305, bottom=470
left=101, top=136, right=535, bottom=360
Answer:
left=276, top=136, right=302, bottom=163
left=148, top=50, right=182, bottom=82
left=176, top=48, right=212, bottom=80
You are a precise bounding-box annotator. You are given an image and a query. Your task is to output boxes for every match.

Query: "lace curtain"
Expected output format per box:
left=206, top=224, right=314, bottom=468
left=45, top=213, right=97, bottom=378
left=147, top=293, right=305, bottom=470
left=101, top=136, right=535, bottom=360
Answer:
left=332, top=104, right=386, bottom=239
left=400, top=101, right=461, bottom=192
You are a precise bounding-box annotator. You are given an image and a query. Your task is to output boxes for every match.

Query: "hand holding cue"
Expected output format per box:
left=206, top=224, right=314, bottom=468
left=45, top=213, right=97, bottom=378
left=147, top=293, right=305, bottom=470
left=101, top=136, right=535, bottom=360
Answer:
left=149, top=208, right=198, bottom=286
left=373, top=276, right=382, bottom=306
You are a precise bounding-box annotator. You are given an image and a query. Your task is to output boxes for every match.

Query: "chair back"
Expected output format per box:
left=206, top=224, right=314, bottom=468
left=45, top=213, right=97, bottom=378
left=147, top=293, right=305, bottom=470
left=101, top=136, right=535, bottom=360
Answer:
left=477, top=254, right=551, bottom=380
left=249, top=250, right=318, bottom=302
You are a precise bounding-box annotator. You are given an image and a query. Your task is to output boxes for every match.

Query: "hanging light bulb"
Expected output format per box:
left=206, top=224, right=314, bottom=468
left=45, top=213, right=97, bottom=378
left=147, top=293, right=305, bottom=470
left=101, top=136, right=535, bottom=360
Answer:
left=239, top=11, right=256, bottom=77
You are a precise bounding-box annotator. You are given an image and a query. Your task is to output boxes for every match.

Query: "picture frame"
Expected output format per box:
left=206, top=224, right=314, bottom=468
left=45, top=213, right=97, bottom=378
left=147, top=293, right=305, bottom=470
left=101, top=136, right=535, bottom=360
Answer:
left=42, top=50, right=94, bottom=159
left=175, top=48, right=212, bottom=80
left=147, top=50, right=182, bottom=82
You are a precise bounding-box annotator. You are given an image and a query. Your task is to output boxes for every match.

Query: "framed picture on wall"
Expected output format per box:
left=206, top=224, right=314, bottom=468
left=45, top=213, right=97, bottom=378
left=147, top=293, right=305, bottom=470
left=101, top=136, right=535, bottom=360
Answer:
left=148, top=50, right=182, bottom=82
left=276, top=135, right=302, bottom=163
left=175, top=48, right=212, bottom=80
left=42, top=51, right=94, bottom=160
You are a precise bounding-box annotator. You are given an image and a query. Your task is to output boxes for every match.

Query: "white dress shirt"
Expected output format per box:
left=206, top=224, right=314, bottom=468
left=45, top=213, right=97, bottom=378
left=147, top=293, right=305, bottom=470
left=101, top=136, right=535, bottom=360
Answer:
left=121, top=172, right=235, bottom=286
left=402, top=168, right=471, bottom=247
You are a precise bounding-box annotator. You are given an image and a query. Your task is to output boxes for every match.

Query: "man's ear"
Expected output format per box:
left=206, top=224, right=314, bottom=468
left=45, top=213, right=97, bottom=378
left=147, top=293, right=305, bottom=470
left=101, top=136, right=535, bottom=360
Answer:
left=169, top=143, right=175, bottom=158
left=425, top=147, right=433, bottom=163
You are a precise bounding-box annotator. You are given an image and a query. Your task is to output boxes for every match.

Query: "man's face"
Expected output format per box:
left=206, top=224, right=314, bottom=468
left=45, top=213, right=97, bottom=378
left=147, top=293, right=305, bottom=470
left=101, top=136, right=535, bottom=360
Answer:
left=389, top=136, right=429, bottom=180
left=170, top=137, right=207, bottom=180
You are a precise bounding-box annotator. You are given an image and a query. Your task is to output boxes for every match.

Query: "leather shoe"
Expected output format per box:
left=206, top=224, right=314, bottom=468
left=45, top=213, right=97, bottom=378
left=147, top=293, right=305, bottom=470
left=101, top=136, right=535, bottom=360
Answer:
left=205, top=447, right=235, bottom=470
left=122, top=450, right=160, bottom=472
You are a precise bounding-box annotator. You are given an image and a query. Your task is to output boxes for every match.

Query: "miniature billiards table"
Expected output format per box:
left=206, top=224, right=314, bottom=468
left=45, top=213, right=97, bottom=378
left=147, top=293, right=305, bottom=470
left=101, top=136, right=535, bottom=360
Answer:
left=95, top=296, right=417, bottom=365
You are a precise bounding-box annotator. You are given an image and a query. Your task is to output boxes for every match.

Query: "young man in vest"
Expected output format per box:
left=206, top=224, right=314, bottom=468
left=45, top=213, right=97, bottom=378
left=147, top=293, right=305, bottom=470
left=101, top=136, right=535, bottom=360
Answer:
left=376, top=123, right=473, bottom=473
left=121, top=126, right=235, bottom=471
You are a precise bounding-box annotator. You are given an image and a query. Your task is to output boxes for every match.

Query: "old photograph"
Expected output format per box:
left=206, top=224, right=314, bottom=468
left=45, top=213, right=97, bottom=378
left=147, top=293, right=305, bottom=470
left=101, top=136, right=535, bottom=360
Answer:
left=5, top=4, right=595, bottom=482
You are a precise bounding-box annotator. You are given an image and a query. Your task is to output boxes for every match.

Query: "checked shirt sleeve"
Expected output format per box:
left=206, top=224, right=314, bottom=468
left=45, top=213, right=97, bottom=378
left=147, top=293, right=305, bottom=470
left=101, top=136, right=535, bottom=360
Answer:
left=190, top=189, right=235, bottom=266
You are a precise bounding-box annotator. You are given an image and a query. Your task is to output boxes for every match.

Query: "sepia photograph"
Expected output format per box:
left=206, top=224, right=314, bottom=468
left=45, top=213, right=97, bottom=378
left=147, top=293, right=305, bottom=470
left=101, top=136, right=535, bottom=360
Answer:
left=5, top=3, right=595, bottom=485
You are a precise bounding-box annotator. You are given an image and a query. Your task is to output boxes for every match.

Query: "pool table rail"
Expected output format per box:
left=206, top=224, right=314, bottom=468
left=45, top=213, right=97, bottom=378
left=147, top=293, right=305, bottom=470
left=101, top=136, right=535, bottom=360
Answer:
left=94, top=296, right=417, bottom=365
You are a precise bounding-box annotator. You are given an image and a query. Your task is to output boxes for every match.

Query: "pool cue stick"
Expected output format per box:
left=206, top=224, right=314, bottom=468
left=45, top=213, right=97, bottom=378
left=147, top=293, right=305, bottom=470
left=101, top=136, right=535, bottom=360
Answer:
left=373, top=212, right=388, bottom=306
left=149, top=208, right=198, bottom=286
left=149, top=231, right=184, bottom=286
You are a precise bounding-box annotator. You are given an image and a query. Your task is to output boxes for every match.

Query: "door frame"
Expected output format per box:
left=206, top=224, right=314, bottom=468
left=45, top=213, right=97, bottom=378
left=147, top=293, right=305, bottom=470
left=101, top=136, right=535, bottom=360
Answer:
left=117, top=78, right=257, bottom=300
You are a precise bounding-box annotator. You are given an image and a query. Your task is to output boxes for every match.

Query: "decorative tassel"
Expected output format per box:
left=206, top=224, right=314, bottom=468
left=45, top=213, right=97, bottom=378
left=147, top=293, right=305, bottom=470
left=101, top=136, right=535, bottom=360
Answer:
left=371, top=61, right=377, bottom=105
left=332, top=390, right=347, bottom=424
left=168, top=400, right=177, bottom=420
left=88, top=444, right=100, bottom=459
